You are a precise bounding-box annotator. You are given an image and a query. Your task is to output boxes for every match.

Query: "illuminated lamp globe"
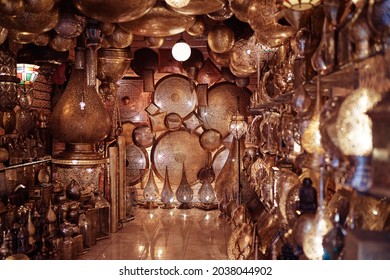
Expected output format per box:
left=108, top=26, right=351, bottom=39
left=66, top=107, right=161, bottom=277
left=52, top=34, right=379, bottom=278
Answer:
left=172, top=39, right=191, bottom=62
left=165, top=0, right=190, bottom=8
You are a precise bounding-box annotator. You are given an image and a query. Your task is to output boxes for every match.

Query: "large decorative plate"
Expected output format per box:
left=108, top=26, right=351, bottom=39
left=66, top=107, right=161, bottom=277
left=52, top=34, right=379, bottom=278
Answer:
left=117, top=78, right=151, bottom=124
left=153, top=74, right=196, bottom=118
left=199, top=82, right=251, bottom=138
left=126, top=144, right=149, bottom=186
left=151, top=129, right=208, bottom=186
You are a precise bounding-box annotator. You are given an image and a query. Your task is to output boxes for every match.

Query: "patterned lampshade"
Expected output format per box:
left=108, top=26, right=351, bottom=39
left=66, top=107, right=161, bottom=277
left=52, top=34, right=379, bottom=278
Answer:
left=17, top=63, right=40, bottom=85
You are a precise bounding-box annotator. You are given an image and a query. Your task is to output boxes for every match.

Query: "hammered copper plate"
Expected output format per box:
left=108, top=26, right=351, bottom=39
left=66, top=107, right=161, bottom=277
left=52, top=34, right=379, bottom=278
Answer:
left=171, top=0, right=227, bottom=15
left=153, top=74, right=196, bottom=118
left=199, top=82, right=251, bottom=138
left=118, top=4, right=195, bottom=36
left=151, top=129, right=208, bottom=186
left=117, top=79, right=151, bottom=124
left=126, top=144, right=149, bottom=186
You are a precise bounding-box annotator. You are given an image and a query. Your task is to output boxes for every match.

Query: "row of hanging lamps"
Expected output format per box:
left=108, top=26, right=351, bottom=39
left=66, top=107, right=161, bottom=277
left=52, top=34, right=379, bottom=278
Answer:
left=282, top=0, right=322, bottom=11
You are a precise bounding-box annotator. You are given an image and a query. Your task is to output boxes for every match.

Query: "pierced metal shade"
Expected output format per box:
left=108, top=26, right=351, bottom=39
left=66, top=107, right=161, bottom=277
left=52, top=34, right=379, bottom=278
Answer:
left=17, top=63, right=40, bottom=90
left=282, top=0, right=322, bottom=11
left=229, top=111, right=248, bottom=140
left=0, top=46, right=19, bottom=112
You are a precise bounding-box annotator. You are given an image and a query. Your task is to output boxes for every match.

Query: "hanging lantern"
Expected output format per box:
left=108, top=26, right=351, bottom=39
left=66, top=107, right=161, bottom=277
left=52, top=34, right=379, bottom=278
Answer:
left=172, top=37, right=191, bottom=62
left=229, top=110, right=248, bottom=140
left=16, top=63, right=40, bottom=93
left=0, top=45, right=19, bottom=112
left=282, top=0, right=322, bottom=11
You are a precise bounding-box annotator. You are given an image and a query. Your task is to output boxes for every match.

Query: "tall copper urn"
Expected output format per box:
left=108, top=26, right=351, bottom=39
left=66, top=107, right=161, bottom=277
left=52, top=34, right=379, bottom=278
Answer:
left=49, top=46, right=111, bottom=161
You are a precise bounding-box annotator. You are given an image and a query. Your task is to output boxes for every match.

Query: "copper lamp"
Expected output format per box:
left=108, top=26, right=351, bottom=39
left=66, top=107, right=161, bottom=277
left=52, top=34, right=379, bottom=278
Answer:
left=16, top=63, right=40, bottom=94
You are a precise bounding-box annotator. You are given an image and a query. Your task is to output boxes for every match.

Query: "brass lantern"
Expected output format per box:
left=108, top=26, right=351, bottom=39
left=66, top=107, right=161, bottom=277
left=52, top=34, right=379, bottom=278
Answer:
left=0, top=45, right=19, bottom=112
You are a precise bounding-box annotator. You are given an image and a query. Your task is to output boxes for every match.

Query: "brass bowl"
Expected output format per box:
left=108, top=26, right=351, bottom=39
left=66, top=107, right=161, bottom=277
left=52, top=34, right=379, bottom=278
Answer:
left=73, top=0, right=157, bottom=23
left=97, top=48, right=132, bottom=83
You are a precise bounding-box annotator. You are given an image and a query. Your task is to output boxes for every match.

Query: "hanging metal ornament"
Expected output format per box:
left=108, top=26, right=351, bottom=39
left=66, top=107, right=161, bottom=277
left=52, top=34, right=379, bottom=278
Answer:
left=207, top=23, right=235, bottom=54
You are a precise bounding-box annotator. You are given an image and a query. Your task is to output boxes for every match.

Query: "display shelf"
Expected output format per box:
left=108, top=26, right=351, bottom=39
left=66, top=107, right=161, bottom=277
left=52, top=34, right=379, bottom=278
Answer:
left=0, top=157, right=52, bottom=171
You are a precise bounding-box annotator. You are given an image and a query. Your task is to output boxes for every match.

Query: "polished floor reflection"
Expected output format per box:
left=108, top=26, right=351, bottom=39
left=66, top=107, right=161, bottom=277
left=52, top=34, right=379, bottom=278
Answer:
left=78, top=207, right=231, bottom=260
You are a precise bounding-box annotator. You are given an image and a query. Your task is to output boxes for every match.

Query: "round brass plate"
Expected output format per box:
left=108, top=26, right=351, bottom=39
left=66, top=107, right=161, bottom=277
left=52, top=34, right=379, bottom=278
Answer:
left=151, top=129, right=208, bottom=186
left=126, top=144, right=149, bottom=186
left=153, top=74, right=196, bottom=118
left=199, top=82, right=251, bottom=138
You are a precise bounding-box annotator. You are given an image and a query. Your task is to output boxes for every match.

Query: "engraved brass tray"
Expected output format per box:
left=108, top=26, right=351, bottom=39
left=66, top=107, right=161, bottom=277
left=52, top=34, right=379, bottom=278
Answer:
left=153, top=74, right=196, bottom=118
left=126, top=144, right=149, bottom=186
left=151, top=129, right=208, bottom=186
left=199, top=82, right=251, bottom=138
left=117, top=79, right=151, bottom=124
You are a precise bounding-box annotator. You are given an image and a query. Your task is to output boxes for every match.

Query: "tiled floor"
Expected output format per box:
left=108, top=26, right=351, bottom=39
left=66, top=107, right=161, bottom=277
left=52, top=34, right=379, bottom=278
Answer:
left=78, top=206, right=232, bottom=260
